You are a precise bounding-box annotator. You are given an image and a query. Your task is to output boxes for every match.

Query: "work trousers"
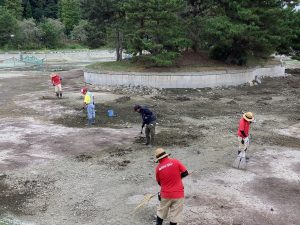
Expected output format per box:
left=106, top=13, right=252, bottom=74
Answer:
left=87, top=104, right=95, bottom=120
left=145, top=122, right=156, bottom=145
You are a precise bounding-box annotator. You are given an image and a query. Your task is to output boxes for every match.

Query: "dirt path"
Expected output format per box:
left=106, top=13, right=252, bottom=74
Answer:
left=0, top=68, right=299, bottom=225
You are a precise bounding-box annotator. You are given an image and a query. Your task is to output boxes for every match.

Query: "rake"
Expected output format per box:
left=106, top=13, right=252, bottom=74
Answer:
left=133, top=170, right=197, bottom=213
left=133, top=193, right=159, bottom=213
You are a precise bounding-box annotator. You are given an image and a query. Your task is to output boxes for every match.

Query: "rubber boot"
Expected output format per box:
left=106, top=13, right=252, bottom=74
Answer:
left=156, top=216, right=163, bottom=225
left=86, top=119, right=92, bottom=126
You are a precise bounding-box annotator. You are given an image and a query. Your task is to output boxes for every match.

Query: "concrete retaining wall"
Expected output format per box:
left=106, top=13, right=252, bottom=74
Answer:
left=84, top=65, right=285, bottom=89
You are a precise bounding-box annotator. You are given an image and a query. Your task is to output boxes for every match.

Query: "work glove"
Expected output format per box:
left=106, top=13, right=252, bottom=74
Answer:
left=158, top=192, right=161, bottom=201
left=243, top=137, right=249, bottom=144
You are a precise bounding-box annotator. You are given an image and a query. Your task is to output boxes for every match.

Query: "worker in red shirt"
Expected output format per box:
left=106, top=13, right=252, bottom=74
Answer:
left=155, top=148, right=189, bottom=225
left=50, top=73, right=62, bottom=98
left=237, top=112, right=254, bottom=155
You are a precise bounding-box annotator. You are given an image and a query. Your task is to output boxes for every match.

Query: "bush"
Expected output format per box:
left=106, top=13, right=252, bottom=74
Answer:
left=39, top=18, right=65, bottom=48
left=70, top=20, right=88, bottom=43
left=15, top=18, right=40, bottom=49
left=0, top=7, right=18, bottom=48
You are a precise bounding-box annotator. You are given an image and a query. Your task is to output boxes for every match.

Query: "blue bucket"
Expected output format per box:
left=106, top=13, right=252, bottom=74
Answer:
left=107, top=109, right=114, bottom=117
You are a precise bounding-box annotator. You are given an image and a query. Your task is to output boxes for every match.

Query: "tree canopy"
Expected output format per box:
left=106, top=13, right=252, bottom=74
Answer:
left=0, top=0, right=299, bottom=65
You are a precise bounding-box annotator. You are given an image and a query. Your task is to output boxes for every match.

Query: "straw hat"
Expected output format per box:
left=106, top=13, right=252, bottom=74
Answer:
left=243, top=112, right=254, bottom=122
left=155, top=148, right=170, bottom=162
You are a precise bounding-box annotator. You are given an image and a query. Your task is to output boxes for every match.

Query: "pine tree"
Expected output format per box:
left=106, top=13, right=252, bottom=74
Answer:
left=44, top=0, right=58, bottom=19
left=4, top=0, right=23, bottom=19
left=186, top=0, right=297, bottom=65
left=59, top=0, right=80, bottom=34
left=81, top=0, right=117, bottom=48
left=122, top=0, right=191, bottom=66
left=0, top=7, right=18, bottom=47
left=24, top=0, right=33, bottom=18
left=30, top=0, right=47, bottom=21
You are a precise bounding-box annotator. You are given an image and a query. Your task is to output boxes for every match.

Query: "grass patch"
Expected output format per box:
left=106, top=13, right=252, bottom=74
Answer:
left=87, top=60, right=146, bottom=72
left=86, top=52, right=281, bottom=73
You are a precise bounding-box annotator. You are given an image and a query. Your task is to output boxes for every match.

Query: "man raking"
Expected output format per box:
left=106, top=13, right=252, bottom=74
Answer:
left=155, top=148, right=189, bottom=225
left=50, top=73, right=62, bottom=98
left=233, top=112, right=254, bottom=169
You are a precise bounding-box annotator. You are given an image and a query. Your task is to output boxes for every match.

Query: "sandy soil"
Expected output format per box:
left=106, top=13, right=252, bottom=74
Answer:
left=0, top=63, right=299, bottom=225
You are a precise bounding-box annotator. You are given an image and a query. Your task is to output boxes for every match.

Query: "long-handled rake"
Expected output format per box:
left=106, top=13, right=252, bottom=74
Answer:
left=233, top=151, right=247, bottom=169
left=133, top=170, right=197, bottom=213
left=133, top=193, right=159, bottom=213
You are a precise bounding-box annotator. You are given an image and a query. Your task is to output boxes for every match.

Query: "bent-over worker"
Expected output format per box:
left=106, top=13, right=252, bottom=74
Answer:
left=134, top=105, right=156, bottom=147
left=81, top=87, right=95, bottom=126
left=155, top=148, right=188, bottom=225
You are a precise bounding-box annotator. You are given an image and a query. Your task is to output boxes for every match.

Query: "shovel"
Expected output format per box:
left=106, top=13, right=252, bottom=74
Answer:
left=233, top=151, right=247, bottom=169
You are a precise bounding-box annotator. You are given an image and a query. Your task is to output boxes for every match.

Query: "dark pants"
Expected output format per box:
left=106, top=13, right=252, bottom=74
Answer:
left=145, top=122, right=156, bottom=145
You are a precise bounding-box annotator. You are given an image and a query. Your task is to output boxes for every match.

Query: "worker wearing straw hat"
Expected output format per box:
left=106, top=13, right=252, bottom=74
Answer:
left=237, top=112, right=254, bottom=155
left=155, top=148, right=189, bottom=225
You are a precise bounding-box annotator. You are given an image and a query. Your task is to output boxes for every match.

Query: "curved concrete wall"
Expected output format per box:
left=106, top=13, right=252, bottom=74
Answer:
left=84, top=65, right=285, bottom=89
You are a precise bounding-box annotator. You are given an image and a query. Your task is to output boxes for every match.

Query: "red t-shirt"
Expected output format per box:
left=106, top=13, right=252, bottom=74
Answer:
left=155, top=157, right=187, bottom=199
left=51, top=74, right=61, bottom=85
left=237, top=118, right=250, bottom=138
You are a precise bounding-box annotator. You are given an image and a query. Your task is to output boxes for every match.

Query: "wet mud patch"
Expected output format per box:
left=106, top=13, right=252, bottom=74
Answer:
left=53, top=102, right=140, bottom=128
left=255, top=134, right=300, bottom=148
left=250, top=177, right=300, bottom=208
left=156, top=130, right=200, bottom=147
left=0, top=181, right=35, bottom=215
left=115, top=96, right=131, bottom=103
left=75, top=154, right=93, bottom=162
left=107, top=147, right=133, bottom=157
left=97, top=159, right=132, bottom=170
left=94, top=147, right=134, bottom=170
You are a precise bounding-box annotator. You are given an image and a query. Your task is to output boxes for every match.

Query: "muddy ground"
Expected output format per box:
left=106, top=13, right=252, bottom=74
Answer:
left=0, top=65, right=299, bottom=225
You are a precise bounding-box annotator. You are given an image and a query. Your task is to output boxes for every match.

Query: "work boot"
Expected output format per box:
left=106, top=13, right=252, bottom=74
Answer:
left=156, top=216, right=163, bottom=225
left=85, top=119, right=92, bottom=126
left=170, top=223, right=177, bottom=225
left=56, top=92, right=59, bottom=98
left=59, top=93, right=62, bottom=98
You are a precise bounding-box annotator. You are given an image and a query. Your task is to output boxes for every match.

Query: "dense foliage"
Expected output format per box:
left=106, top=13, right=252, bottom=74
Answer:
left=0, top=0, right=299, bottom=66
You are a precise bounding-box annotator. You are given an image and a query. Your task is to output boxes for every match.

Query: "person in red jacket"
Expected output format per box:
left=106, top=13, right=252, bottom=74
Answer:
left=155, top=148, right=189, bottom=225
left=50, top=73, right=62, bottom=98
left=237, top=112, right=254, bottom=155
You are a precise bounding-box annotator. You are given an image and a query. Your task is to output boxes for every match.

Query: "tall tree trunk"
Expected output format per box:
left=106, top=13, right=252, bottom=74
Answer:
left=116, top=29, right=123, bottom=61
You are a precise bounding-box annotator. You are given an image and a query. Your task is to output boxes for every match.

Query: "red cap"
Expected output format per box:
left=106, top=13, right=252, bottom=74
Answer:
left=81, top=87, right=87, bottom=94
